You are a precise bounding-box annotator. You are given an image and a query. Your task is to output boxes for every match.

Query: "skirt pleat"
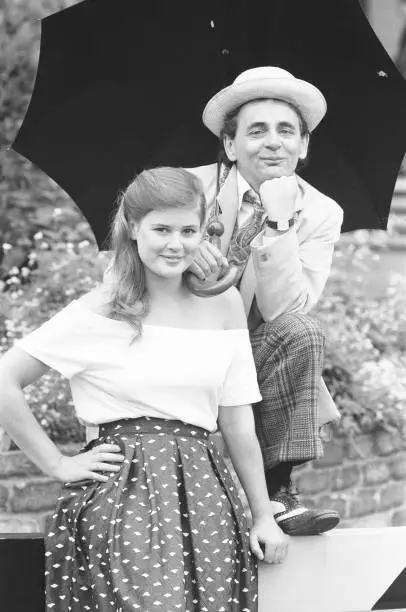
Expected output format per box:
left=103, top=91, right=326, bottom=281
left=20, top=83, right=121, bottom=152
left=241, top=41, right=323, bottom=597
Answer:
left=45, top=417, right=258, bottom=611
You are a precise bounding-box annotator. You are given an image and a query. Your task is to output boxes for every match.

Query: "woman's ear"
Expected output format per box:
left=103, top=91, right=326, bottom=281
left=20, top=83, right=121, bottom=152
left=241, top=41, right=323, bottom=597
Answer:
left=129, top=221, right=138, bottom=241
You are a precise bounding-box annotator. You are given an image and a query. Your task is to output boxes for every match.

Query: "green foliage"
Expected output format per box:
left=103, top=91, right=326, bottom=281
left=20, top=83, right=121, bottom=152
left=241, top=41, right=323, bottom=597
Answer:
left=316, top=242, right=406, bottom=437
left=1, top=0, right=405, bottom=445
left=0, top=0, right=98, bottom=444
left=1, top=244, right=109, bottom=446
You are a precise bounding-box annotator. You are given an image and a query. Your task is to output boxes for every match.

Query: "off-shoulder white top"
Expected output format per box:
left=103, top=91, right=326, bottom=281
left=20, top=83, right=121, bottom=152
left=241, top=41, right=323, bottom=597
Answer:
left=16, top=300, right=262, bottom=432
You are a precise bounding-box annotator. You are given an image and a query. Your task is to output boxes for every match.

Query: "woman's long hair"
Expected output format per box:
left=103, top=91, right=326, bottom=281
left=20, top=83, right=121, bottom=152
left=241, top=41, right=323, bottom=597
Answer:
left=106, top=167, right=206, bottom=337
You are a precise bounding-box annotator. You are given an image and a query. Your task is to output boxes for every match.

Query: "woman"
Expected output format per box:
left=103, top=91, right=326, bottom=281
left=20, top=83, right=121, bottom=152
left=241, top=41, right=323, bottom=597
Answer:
left=0, top=167, right=288, bottom=611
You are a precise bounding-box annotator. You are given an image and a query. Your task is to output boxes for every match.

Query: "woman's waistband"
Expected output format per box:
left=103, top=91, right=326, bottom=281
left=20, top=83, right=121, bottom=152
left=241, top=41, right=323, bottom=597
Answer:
left=99, top=416, right=210, bottom=441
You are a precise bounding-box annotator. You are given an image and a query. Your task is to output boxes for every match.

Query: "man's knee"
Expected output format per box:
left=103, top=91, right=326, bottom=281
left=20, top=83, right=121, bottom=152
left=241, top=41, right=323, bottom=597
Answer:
left=260, top=313, right=325, bottom=351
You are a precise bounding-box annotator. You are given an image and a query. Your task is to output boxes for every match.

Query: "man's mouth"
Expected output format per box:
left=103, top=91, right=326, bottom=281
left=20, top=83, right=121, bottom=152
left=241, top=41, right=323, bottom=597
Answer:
left=260, top=158, right=285, bottom=164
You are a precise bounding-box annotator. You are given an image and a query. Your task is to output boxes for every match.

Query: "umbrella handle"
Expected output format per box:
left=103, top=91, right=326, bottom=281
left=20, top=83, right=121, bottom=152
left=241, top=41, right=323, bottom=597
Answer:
left=183, top=264, right=239, bottom=297
left=183, top=216, right=239, bottom=297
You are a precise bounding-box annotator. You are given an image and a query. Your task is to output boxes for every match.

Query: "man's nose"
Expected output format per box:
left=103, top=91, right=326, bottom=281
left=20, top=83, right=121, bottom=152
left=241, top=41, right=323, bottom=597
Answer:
left=264, top=130, right=281, bottom=149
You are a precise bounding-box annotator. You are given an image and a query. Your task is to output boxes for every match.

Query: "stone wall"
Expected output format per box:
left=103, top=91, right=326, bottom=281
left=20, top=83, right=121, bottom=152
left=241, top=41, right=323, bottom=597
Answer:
left=292, top=429, right=406, bottom=528
left=0, top=443, right=80, bottom=532
left=0, top=431, right=405, bottom=532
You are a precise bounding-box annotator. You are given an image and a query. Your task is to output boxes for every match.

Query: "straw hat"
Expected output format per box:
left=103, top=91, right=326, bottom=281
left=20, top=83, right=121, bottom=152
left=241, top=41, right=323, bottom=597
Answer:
left=203, top=66, right=327, bottom=136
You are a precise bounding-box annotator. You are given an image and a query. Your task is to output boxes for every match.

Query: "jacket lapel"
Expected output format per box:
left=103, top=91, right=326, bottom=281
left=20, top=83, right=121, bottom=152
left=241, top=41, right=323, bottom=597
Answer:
left=217, top=165, right=239, bottom=255
left=239, top=255, right=256, bottom=317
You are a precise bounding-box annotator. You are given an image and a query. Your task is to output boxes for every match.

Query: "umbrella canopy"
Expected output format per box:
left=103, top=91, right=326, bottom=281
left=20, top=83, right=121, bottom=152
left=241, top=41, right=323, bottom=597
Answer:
left=12, top=0, right=406, bottom=248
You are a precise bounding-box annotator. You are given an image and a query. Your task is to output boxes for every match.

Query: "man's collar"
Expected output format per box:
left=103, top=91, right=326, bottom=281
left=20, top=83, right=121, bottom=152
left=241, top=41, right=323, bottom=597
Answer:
left=235, top=168, right=305, bottom=213
left=236, top=170, right=252, bottom=211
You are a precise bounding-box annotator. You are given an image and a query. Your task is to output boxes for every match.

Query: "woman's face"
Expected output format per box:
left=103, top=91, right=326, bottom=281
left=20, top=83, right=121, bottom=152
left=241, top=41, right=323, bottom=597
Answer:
left=132, top=205, right=203, bottom=279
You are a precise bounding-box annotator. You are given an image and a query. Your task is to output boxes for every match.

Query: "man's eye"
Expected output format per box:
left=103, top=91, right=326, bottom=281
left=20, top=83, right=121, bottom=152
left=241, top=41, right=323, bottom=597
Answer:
left=183, top=228, right=197, bottom=236
left=250, top=129, right=263, bottom=136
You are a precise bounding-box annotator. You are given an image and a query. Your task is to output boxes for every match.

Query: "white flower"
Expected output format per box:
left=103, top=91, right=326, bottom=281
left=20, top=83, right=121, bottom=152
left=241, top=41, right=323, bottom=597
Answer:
left=7, top=276, right=20, bottom=285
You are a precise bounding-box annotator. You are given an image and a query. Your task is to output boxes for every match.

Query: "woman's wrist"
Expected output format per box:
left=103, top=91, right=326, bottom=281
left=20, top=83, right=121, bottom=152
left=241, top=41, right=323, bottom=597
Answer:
left=250, top=500, right=274, bottom=522
left=47, top=452, right=65, bottom=479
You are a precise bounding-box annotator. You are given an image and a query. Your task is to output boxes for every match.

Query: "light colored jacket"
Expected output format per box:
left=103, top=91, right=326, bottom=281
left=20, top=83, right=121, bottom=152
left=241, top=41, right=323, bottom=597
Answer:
left=189, top=163, right=344, bottom=425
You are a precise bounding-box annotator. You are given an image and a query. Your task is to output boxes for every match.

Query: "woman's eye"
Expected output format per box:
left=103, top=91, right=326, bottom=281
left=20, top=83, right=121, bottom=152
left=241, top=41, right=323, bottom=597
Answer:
left=183, top=228, right=197, bottom=236
left=155, top=227, right=169, bottom=233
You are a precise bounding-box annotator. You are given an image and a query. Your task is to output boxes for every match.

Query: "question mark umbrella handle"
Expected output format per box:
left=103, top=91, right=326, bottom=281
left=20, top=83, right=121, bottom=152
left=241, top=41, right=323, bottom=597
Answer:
left=184, top=218, right=239, bottom=297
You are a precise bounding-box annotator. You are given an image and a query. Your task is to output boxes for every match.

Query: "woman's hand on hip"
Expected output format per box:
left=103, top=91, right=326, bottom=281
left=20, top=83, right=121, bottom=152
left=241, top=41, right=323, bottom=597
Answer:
left=51, top=443, right=125, bottom=483
left=250, top=513, right=289, bottom=564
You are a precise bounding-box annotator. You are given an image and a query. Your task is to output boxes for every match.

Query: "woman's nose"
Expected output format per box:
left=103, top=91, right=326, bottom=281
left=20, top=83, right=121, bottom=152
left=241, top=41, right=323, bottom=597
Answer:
left=166, top=232, right=183, bottom=249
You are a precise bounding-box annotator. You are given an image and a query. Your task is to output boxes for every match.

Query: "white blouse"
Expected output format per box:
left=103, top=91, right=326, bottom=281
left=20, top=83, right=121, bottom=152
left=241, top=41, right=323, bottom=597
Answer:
left=16, top=301, right=262, bottom=432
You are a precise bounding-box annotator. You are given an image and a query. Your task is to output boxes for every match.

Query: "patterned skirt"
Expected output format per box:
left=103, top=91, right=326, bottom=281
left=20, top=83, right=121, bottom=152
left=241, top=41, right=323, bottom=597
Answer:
left=45, top=417, right=258, bottom=611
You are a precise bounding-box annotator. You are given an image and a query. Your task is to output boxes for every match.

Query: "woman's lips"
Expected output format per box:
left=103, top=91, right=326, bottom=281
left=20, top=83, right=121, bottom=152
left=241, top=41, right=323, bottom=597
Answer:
left=161, top=255, right=183, bottom=263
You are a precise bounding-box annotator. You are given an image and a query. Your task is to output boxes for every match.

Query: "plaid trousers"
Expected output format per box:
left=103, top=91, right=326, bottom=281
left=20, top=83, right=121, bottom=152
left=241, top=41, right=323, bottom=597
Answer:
left=249, top=313, right=325, bottom=469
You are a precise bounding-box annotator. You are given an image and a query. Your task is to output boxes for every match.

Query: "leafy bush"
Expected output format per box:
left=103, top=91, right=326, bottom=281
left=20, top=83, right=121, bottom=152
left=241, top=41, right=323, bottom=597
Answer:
left=1, top=0, right=405, bottom=446
left=316, top=240, right=406, bottom=437
left=1, top=244, right=109, bottom=446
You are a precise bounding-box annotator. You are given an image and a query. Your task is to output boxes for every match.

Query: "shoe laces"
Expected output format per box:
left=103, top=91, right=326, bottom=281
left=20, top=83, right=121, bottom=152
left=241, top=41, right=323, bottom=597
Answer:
left=278, top=482, right=301, bottom=505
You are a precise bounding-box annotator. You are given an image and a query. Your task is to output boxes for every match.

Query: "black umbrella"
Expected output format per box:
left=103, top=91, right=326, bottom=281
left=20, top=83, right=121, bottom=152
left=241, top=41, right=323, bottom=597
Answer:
left=12, top=0, right=406, bottom=248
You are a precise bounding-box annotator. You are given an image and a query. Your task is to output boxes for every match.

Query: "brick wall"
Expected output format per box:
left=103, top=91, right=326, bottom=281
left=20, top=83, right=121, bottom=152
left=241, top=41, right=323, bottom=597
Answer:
left=0, top=431, right=405, bottom=532
left=293, top=430, right=406, bottom=528
left=0, top=443, right=80, bottom=532
left=219, top=429, right=406, bottom=528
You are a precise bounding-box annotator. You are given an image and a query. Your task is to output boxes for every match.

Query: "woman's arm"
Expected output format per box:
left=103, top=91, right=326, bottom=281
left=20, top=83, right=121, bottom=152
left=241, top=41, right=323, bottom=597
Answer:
left=0, top=347, right=64, bottom=475
left=218, top=404, right=289, bottom=564
left=0, top=347, right=123, bottom=482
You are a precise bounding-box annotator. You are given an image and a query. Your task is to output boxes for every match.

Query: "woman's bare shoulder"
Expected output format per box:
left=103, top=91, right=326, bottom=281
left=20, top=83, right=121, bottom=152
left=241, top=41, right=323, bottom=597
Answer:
left=77, top=284, right=112, bottom=315
left=208, top=287, right=247, bottom=330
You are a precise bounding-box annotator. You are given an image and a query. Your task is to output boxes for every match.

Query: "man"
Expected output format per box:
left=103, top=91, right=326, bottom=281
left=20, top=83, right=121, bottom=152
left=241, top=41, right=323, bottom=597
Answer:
left=188, top=66, right=344, bottom=536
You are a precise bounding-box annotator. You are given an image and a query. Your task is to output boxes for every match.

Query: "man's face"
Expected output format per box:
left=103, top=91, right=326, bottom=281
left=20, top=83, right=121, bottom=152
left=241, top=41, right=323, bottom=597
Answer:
left=223, top=99, right=309, bottom=191
left=399, top=0, right=406, bottom=19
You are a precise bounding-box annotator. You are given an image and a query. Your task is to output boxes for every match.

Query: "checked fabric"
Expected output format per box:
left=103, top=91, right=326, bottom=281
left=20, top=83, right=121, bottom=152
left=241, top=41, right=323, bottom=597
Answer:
left=249, top=313, right=325, bottom=469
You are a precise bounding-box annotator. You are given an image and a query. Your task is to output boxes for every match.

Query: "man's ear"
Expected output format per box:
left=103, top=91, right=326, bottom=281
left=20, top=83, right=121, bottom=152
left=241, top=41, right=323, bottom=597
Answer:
left=299, top=133, right=310, bottom=160
left=223, top=135, right=237, bottom=163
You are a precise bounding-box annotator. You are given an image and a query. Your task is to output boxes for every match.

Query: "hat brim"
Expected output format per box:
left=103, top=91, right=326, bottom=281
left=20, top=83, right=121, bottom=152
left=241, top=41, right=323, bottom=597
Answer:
left=203, top=77, right=327, bottom=136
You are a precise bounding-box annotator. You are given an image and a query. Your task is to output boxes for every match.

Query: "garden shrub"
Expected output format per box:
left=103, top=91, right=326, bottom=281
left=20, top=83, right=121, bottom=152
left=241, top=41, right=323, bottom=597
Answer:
left=1, top=0, right=405, bottom=445
left=316, top=241, right=406, bottom=437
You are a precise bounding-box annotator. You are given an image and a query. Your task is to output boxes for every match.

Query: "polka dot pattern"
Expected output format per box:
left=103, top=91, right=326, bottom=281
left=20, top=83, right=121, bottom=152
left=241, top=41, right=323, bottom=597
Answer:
left=45, top=417, right=258, bottom=611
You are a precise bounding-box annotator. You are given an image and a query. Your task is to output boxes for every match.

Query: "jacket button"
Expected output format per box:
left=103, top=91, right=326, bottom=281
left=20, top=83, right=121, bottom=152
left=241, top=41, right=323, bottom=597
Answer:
left=260, top=254, right=268, bottom=262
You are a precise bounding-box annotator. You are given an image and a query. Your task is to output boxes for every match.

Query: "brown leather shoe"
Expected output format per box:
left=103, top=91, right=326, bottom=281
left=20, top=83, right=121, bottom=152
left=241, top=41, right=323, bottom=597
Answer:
left=269, top=485, right=340, bottom=536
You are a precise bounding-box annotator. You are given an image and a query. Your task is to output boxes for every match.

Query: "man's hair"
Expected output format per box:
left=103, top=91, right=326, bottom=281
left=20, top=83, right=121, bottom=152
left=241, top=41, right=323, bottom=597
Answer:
left=218, top=98, right=310, bottom=171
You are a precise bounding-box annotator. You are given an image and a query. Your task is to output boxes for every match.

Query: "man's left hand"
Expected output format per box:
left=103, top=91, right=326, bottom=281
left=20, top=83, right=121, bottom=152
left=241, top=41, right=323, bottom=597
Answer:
left=260, top=175, right=298, bottom=220
left=187, top=239, right=228, bottom=281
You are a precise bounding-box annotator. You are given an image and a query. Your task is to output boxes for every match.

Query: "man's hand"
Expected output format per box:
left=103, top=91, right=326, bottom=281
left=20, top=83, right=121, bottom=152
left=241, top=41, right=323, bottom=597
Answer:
left=188, top=240, right=228, bottom=281
left=250, top=513, right=289, bottom=564
left=260, top=175, right=298, bottom=220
